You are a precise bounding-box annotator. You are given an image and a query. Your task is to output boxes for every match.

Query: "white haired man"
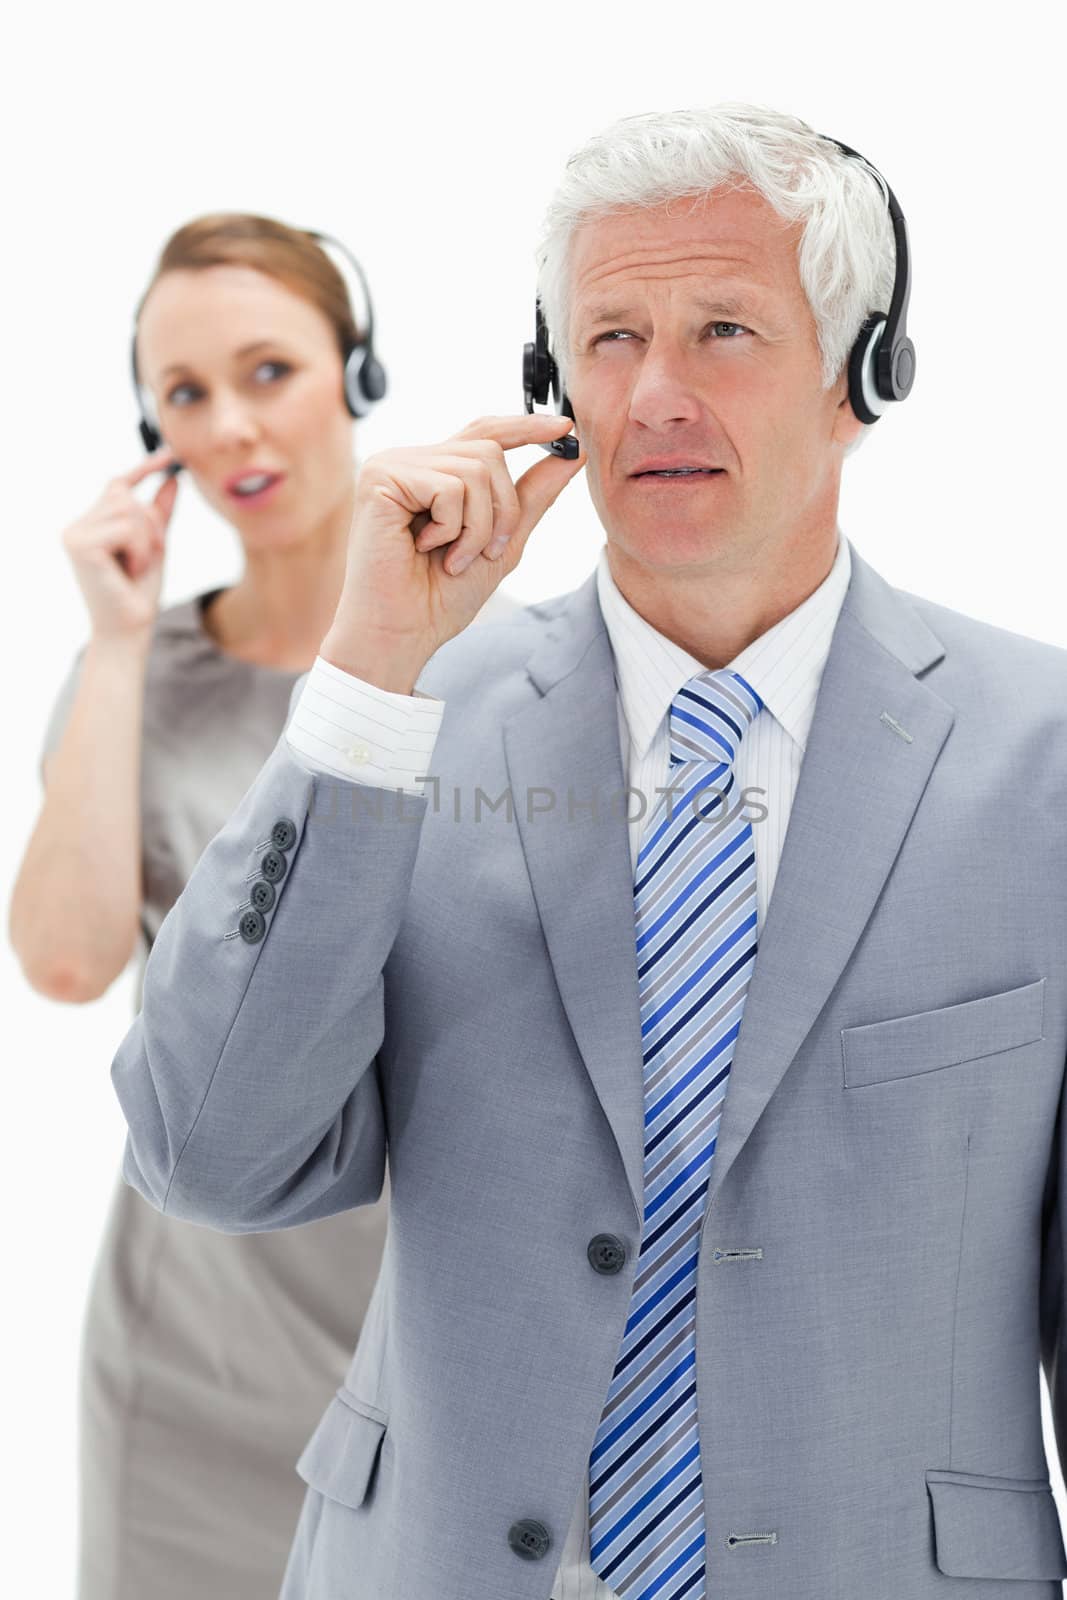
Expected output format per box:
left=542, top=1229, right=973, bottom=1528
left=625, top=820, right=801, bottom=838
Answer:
left=112, top=102, right=1067, bottom=1597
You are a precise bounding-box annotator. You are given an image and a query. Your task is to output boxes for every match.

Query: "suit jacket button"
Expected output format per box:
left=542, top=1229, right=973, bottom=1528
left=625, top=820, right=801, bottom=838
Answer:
left=260, top=847, right=288, bottom=884
left=239, top=909, right=266, bottom=944
left=270, top=817, right=297, bottom=851
left=588, top=1233, right=628, bottom=1274
left=508, top=1519, right=551, bottom=1560
left=250, top=879, right=276, bottom=913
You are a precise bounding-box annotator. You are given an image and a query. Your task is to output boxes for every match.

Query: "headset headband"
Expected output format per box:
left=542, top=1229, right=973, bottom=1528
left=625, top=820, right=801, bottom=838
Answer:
left=308, top=229, right=378, bottom=357
left=816, top=135, right=915, bottom=407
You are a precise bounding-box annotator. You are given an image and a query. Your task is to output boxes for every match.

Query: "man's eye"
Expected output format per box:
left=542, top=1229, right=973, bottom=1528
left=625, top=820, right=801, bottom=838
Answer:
left=592, top=322, right=748, bottom=346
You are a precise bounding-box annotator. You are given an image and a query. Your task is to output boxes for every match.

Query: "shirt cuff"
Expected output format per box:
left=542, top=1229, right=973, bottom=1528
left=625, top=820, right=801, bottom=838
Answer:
left=285, top=654, right=444, bottom=794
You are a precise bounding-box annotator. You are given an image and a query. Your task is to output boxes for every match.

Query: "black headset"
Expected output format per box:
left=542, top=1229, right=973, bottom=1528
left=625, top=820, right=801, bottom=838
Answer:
left=523, top=130, right=915, bottom=459
left=130, top=229, right=387, bottom=475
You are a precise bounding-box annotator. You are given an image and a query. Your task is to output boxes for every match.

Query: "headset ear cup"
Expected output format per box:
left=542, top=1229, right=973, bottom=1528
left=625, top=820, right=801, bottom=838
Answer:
left=359, top=352, right=387, bottom=405
left=342, top=347, right=370, bottom=417
left=885, top=336, right=916, bottom=402
left=847, top=314, right=887, bottom=426
left=523, top=339, right=551, bottom=406
left=342, top=344, right=386, bottom=418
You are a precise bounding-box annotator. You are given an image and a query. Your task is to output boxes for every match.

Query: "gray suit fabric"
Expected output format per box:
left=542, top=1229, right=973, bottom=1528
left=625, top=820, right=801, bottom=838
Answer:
left=111, top=541, right=1067, bottom=1598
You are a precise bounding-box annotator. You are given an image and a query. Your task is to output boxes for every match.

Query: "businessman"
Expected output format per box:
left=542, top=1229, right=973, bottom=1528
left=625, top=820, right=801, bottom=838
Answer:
left=112, top=103, right=1067, bottom=1598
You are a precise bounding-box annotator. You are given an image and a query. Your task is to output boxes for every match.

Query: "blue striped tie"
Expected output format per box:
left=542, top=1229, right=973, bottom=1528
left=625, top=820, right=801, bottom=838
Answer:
left=588, top=667, right=764, bottom=1600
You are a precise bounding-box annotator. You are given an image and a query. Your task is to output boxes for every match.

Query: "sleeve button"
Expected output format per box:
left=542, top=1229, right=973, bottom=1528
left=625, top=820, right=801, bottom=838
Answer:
left=270, top=817, right=297, bottom=851
left=238, top=909, right=266, bottom=944
left=260, top=848, right=288, bottom=884
left=250, top=879, right=276, bottom=913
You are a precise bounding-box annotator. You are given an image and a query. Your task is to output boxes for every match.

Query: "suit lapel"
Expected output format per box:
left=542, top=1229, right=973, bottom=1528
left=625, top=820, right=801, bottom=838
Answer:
left=701, top=551, right=955, bottom=1217
left=504, top=575, right=649, bottom=1221
left=503, top=544, right=955, bottom=1225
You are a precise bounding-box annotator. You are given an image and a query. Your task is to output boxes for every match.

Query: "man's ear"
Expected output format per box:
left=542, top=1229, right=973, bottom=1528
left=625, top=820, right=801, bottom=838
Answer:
left=831, top=370, right=866, bottom=450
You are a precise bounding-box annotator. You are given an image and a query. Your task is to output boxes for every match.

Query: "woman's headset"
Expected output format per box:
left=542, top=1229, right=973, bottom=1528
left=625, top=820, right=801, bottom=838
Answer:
left=523, top=130, right=916, bottom=459
left=129, top=229, right=387, bottom=475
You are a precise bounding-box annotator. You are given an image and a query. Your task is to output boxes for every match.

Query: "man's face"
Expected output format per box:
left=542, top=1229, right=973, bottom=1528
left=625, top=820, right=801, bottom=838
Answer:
left=565, top=184, right=863, bottom=573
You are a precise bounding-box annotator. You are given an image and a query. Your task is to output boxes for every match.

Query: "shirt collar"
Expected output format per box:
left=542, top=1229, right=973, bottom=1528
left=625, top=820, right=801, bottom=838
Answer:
left=595, top=529, right=852, bottom=761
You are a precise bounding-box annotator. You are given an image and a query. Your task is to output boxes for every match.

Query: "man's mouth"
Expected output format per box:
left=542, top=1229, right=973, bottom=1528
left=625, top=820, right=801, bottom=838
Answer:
left=633, top=467, right=725, bottom=478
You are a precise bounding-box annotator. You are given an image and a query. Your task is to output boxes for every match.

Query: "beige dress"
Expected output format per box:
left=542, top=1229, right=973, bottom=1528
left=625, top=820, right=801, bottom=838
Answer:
left=39, top=588, right=391, bottom=1599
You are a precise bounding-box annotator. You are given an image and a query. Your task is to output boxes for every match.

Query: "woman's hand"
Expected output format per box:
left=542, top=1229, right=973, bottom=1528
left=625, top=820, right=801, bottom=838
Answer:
left=321, top=414, right=585, bottom=693
left=62, top=446, right=181, bottom=642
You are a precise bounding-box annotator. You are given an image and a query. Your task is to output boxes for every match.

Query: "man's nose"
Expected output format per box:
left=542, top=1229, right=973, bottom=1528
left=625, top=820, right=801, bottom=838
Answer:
left=626, top=342, right=704, bottom=430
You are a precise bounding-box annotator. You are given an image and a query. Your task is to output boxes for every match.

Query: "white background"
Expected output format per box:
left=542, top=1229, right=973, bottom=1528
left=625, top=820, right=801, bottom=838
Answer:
left=3, top=2, right=1064, bottom=1590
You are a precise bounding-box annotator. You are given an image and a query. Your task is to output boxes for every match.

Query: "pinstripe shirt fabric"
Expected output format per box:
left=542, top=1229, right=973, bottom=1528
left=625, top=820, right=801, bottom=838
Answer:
left=599, top=530, right=852, bottom=890
left=285, top=529, right=853, bottom=1598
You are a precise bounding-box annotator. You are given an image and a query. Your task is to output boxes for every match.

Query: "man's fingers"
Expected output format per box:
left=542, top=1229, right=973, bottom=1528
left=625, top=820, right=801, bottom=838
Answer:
left=411, top=453, right=519, bottom=555
left=448, top=413, right=577, bottom=453
left=421, top=469, right=496, bottom=576
left=442, top=418, right=582, bottom=558
left=510, top=448, right=586, bottom=546
left=382, top=466, right=469, bottom=555
left=357, top=417, right=581, bottom=581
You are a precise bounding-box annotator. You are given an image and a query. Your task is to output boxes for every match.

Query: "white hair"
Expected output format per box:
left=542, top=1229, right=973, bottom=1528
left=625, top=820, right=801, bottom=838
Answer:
left=533, top=102, right=898, bottom=449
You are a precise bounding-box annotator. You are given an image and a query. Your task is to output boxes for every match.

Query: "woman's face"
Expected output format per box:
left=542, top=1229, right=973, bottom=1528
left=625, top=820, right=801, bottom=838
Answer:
left=135, top=263, right=356, bottom=540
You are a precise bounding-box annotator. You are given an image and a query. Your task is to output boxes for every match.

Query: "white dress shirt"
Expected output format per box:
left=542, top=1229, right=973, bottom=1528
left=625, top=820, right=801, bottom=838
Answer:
left=285, top=530, right=853, bottom=1598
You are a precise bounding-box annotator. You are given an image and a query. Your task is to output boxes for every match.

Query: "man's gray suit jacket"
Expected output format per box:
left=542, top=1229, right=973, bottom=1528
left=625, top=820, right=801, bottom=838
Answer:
left=112, top=539, right=1067, bottom=1598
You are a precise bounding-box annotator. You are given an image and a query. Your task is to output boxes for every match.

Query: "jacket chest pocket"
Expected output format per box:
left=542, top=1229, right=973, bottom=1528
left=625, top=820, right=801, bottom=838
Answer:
left=841, top=977, right=1045, bottom=1089
left=926, top=1468, right=1067, bottom=1578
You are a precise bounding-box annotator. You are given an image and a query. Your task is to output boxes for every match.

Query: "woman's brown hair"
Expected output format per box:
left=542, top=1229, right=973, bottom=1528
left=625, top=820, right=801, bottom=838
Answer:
left=133, top=212, right=363, bottom=358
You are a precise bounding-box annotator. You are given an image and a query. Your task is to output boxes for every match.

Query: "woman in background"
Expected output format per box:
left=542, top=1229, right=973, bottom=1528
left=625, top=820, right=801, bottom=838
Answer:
left=9, top=213, right=515, bottom=1598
